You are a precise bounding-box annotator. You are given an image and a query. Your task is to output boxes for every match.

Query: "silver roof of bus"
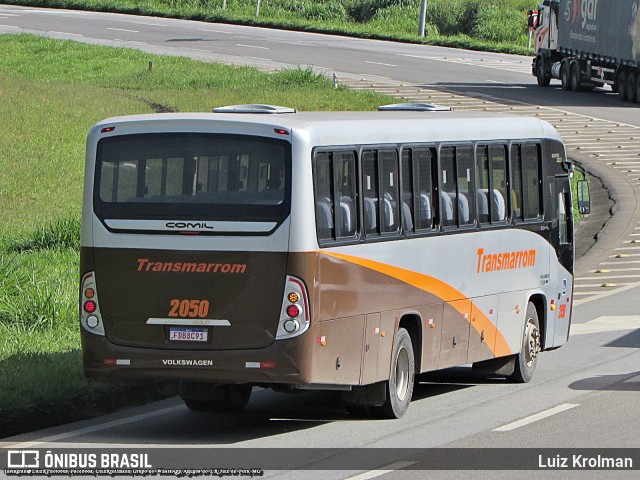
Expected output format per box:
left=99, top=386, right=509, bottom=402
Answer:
left=91, top=110, right=563, bottom=144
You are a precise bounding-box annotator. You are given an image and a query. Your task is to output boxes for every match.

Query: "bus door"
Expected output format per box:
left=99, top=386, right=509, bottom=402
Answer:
left=552, top=176, right=573, bottom=346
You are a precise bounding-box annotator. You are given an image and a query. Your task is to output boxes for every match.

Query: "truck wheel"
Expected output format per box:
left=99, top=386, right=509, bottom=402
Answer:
left=560, top=61, right=571, bottom=91
left=627, top=72, right=638, bottom=103
left=618, top=71, right=628, bottom=101
left=536, top=56, right=551, bottom=87
left=508, top=302, right=540, bottom=384
left=570, top=61, right=582, bottom=92
left=379, top=328, right=415, bottom=418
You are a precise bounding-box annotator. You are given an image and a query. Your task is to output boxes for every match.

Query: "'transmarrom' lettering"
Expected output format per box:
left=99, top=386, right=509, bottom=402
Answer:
left=477, top=248, right=537, bottom=273
left=136, top=258, right=246, bottom=274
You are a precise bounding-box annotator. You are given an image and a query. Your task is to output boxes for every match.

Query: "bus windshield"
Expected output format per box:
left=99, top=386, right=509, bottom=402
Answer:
left=94, top=133, right=291, bottom=223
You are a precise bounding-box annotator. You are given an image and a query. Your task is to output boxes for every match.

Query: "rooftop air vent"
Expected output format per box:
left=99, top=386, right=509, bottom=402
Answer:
left=378, top=103, right=452, bottom=112
left=213, top=104, right=297, bottom=114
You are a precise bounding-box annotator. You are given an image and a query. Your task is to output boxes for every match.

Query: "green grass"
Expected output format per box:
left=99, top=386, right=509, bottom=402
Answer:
left=0, top=33, right=389, bottom=437
left=2, top=0, right=540, bottom=54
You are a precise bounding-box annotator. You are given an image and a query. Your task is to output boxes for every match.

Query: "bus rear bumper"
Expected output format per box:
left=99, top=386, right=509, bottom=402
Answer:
left=81, top=331, right=313, bottom=385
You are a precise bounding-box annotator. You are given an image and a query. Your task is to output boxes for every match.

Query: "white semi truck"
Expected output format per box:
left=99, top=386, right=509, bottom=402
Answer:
left=532, top=0, right=640, bottom=102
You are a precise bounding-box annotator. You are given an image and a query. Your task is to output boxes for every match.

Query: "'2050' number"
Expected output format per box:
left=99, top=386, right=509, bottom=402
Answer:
left=169, top=299, right=210, bottom=318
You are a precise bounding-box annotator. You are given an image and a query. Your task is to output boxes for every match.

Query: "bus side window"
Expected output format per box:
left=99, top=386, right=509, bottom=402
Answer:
left=313, top=152, right=335, bottom=241
left=489, top=144, right=508, bottom=223
left=362, top=150, right=380, bottom=236
left=380, top=149, right=399, bottom=234
left=440, top=147, right=456, bottom=227
left=335, top=151, right=357, bottom=238
left=415, top=148, right=436, bottom=230
left=400, top=149, right=415, bottom=232
left=456, top=145, right=475, bottom=226
left=476, top=146, right=490, bottom=224
left=522, top=144, right=543, bottom=219
left=510, top=145, right=524, bottom=221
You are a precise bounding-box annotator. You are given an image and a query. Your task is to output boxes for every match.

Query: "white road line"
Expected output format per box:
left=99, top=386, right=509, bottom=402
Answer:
left=0, top=25, right=19, bottom=29
left=344, top=462, right=416, bottom=480
left=236, top=43, right=270, bottom=50
left=49, top=31, right=83, bottom=37
left=107, top=27, right=139, bottom=33
left=570, top=315, right=640, bottom=335
left=136, top=22, right=167, bottom=27
left=493, top=404, right=579, bottom=432
left=358, top=74, right=392, bottom=80
left=4, top=404, right=184, bottom=449
left=197, top=28, right=231, bottom=34
left=364, top=61, right=398, bottom=67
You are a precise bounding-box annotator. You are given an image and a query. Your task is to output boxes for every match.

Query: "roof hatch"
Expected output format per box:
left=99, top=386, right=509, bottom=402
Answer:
left=213, top=104, right=297, bottom=114
left=378, top=103, right=452, bottom=112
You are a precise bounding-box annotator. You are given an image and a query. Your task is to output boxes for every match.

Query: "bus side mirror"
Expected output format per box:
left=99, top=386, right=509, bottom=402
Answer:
left=577, top=180, right=590, bottom=215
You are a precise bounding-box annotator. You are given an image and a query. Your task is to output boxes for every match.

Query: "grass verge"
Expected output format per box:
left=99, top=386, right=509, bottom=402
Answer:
left=2, top=0, right=539, bottom=55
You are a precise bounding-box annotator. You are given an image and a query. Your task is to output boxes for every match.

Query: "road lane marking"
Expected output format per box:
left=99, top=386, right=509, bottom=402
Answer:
left=236, top=43, right=270, bottom=50
left=49, top=31, right=83, bottom=37
left=136, top=22, right=167, bottom=27
left=197, top=28, right=231, bottom=34
left=344, top=462, right=416, bottom=480
left=570, top=315, right=640, bottom=335
left=107, top=27, right=139, bottom=33
left=493, top=404, right=579, bottom=432
left=364, top=61, right=397, bottom=67
left=4, top=404, right=184, bottom=449
left=0, top=25, right=19, bottom=29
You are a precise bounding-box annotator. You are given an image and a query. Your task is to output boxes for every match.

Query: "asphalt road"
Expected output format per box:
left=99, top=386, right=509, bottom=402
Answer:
left=1, top=5, right=639, bottom=479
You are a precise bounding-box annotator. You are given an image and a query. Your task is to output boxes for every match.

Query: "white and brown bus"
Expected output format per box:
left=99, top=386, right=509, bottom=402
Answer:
left=80, top=104, right=581, bottom=418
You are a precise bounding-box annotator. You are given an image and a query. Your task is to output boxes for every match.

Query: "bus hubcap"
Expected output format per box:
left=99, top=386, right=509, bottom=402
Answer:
left=524, top=320, right=540, bottom=368
left=395, top=346, right=409, bottom=400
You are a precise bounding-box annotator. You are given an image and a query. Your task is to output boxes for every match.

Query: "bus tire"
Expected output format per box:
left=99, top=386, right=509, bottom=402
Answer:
left=182, top=384, right=252, bottom=413
left=509, top=302, right=540, bottom=383
left=380, top=328, right=415, bottom=418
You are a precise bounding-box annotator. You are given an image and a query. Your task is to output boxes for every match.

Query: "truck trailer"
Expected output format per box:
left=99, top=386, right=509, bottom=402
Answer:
left=532, top=0, right=640, bottom=102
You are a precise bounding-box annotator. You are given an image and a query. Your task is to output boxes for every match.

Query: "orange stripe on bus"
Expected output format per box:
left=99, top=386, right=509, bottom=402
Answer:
left=321, top=251, right=512, bottom=357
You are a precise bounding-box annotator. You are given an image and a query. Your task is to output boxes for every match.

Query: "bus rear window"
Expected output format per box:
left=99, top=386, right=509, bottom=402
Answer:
left=94, top=133, right=291, bottom=223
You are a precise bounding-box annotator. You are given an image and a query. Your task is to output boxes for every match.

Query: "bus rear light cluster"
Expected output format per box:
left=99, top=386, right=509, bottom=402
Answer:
left=276, top=275, right=310, bottom=340
left=80, top=272, right=105, bottom=336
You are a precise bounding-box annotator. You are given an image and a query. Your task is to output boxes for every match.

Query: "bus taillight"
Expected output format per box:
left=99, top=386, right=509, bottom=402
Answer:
left=80, top=272, right=105, bottom=336
left=276, top=276, right=310, bottom=340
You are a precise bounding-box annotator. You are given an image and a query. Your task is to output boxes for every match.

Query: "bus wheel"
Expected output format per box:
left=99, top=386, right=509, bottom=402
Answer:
left=509, top=303, right=540, bottom=383
left=181, top=383, right=252, bottom=412
left=380, top=328, right=415, bottom=418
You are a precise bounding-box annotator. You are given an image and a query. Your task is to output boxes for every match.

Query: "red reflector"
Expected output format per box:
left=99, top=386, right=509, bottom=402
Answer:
left=84, top=300, right=97, bottom=313
left=101, top=126, right=116, bottom=133
left=286, top=305, right=300, bottom=318
left=260, top=361, right=276, bottom=369
left=274, top=128, right=289, bottom=135
left=103, top=359, right=117, bottom=365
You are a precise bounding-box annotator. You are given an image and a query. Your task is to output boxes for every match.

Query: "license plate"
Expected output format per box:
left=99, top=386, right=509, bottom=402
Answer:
left=169, top=327, right=208, bottom=342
